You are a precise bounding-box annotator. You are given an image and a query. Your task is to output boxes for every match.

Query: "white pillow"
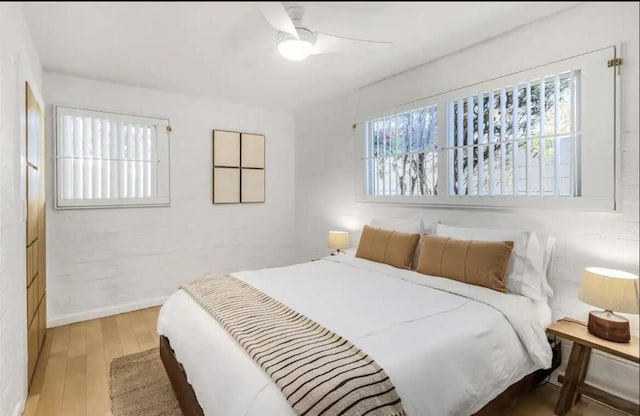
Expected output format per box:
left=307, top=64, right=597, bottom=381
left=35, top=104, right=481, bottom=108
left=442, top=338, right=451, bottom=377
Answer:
left=538, top=233, right=556, bottom=297
left=435, top=223, right=551, bottom=302
left=370, top=217, right=423, bottom=234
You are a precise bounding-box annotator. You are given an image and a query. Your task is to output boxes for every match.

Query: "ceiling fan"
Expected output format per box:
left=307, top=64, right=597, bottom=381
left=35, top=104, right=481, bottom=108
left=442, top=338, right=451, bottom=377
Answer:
left=257, top=2, right=392, bottom=61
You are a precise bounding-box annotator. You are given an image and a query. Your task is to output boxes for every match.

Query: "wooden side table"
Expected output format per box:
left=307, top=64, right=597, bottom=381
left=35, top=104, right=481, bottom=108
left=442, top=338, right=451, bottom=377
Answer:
left=547, top=318, right=640, bottom=416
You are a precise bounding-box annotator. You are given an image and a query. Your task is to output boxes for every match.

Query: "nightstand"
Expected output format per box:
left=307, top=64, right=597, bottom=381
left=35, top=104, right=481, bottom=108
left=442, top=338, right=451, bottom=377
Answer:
left=547, top=318, right=640, bottom=416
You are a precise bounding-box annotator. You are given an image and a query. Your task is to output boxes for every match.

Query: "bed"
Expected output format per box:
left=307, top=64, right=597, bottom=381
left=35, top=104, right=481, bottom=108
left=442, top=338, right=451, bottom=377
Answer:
left=157, top=253, right=559, bottom=416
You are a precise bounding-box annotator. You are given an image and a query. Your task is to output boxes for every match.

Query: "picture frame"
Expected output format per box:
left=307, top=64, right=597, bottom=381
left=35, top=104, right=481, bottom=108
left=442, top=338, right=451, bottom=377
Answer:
left=213, top=130, right=240, bottom=167
left=213, top=167, right=240, bottom=204
left=241, top=133, right=265, bottom=169
left=212, top=130, right=265, bottom=204
left=241, top=169, right=265, bottom=203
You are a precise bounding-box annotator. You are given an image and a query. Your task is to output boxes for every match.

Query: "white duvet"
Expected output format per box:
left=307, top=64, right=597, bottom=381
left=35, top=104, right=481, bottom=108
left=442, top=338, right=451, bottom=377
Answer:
left=158, top=255, right=552, bottom=416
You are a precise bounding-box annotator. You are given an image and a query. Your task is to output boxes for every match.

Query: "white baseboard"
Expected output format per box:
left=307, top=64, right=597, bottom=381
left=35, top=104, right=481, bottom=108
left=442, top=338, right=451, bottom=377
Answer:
left=47, top=296, right=168, bottom=327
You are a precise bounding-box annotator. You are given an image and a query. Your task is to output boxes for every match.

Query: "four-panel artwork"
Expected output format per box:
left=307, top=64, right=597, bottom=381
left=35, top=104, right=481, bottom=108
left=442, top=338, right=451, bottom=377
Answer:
left=212, top=130, right=265, bottom=204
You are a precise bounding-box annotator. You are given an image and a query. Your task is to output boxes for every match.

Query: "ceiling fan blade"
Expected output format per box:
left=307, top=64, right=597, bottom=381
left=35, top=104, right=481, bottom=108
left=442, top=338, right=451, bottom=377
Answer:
left=256, top=2, right=299, bottom=39
left=237, top=51, right=282, bottom=70
left=312, top=32, right=392, bottom=55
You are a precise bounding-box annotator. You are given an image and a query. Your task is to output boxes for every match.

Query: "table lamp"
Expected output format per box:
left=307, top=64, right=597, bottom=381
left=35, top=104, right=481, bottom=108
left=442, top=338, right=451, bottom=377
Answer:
left=327, top=231, right=349, bottom=255
left=578, top=267, right=639, bottom=343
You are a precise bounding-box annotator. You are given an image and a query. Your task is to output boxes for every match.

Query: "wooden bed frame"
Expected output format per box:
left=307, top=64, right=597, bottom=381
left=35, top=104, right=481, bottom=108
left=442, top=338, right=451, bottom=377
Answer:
left=160, top=335, right=561, bottom=416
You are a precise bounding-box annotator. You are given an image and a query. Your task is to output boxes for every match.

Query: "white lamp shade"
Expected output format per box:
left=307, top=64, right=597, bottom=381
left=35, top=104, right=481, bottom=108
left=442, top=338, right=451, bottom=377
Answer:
left=327, top=231, right=349, bottom=250
left=578, top=267, right=639, bottom=314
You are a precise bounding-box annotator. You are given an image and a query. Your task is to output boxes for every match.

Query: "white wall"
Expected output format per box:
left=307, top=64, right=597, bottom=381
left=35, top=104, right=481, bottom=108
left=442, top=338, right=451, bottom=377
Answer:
left=0, top=4, right=43, bottom=416
left=294, top=2, right=639, bottom=403
left=43, top=72, right=296, bottom=326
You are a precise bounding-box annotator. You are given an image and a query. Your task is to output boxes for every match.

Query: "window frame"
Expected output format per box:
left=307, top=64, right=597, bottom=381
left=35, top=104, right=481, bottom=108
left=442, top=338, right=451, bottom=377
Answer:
left=365, top=104, right=439, bottom=197
left=446, top=71, right=578, bottom=199
left=357, top=47, right=619, bottom=211
left=54, top=105, right=172, bottom=209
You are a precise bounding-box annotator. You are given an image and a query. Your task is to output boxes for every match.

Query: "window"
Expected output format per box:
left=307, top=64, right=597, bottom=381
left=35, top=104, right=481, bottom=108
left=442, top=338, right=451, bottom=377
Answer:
left=54, top=106, right=171, bottom=208
left=366, top=105, right=438, bottom=196
left=448, top=71, right=578, bottom=197
left=361, top=47, right=617, bottom=209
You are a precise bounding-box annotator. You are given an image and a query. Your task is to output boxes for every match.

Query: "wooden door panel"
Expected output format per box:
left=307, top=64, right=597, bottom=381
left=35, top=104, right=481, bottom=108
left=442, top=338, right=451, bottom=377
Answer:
left=26, top=82, right=41, bottom=166
left=37, top=268, right=45, bottom=306
left=27, top=281, right=36, bottom=325
left=26, top=81, right=46, bottom=391
left=34, top=273, right=40, bottom=313
left=33, top=240, right=39, bottom=285
left=26, top=241, right=34, bottom=285
left=38, top=195, right=46, bottom=300
left=28, top=317, right=38, bottom=383
left=26, top=166, right=39, bottom=245
left=26, top=239, right=38, bottom=286
left=38, top=298, right=46, bottom=348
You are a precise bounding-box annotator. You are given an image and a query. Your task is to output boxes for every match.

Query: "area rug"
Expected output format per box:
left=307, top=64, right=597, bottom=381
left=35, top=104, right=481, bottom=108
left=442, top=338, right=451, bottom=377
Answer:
left=110, top=348, right=182, bottom=416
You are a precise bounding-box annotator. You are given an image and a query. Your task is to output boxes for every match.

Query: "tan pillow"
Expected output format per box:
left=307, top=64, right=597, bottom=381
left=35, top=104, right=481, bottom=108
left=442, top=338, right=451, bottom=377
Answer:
left=355, top=225, right=420, bottom=269
left=415, top=234, right=514, bottom=292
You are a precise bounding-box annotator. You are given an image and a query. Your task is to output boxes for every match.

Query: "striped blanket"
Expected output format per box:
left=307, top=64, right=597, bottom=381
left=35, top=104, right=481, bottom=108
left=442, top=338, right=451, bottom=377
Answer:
left=181, top=275, right=405, bottom=416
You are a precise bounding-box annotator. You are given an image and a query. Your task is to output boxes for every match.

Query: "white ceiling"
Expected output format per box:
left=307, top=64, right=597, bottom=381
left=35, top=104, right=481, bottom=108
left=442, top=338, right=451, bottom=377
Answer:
left=22, top=2, right=579, bottom=111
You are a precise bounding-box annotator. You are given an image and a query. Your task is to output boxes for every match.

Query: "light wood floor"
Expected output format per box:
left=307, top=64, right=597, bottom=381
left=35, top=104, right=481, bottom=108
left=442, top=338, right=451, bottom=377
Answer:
left=23, top=307, right=628, bottom=416
left=24, top=307, right=160, bottom=416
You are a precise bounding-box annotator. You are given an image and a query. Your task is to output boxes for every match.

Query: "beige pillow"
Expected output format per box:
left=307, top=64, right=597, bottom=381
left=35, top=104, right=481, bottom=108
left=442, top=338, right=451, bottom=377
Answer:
left=355, top=225, right=420, bottom=269
left=415, top=234, right=514, bottom=292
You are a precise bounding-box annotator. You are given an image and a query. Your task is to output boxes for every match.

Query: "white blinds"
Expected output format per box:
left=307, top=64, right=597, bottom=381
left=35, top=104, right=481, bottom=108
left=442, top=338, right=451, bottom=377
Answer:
left=358, top=47, right=615, bottom=209
left=365, top=105, right=438, bottom=196
left=447, top=71, right=578, bottom=198
left=55, top=106, right=171, bottom=208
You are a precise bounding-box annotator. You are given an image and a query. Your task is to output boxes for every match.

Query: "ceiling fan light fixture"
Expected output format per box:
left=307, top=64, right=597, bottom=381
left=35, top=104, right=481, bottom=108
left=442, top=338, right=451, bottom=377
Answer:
left=278, top=39, right=312, bottom=61
left=277, top=29, right=315, bottom=61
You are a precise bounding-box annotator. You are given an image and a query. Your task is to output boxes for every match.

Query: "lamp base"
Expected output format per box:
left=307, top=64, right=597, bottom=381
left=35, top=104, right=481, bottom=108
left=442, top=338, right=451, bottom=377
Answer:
left=587, top=310, right=630, bottom=343
left=330, top=249, right=345, bottom=256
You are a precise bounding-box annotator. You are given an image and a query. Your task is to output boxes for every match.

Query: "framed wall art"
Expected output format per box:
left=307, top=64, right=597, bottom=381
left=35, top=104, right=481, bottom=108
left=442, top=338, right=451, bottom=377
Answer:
left=212, top=130, right=265, bottom=204
left=241, top=168, right=265, bottom=203
left=212, top=130, right=241, bottom=204
left=241, top=133, right=265, bottom=168
left=213, top=167, right=240, bottom=204
left=213, top=130, right=240, bottom=167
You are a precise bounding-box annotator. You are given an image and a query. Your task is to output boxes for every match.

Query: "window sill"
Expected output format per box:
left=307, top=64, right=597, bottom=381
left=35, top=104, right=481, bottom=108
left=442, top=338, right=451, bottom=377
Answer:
left=55, top=196, right=171, bottom=210
left=354, top=195, right=615, bottom=212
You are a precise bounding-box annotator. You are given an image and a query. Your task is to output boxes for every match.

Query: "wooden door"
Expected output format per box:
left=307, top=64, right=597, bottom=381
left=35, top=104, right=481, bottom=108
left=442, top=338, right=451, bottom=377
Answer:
left=26, top=81, right=46, bottom=386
